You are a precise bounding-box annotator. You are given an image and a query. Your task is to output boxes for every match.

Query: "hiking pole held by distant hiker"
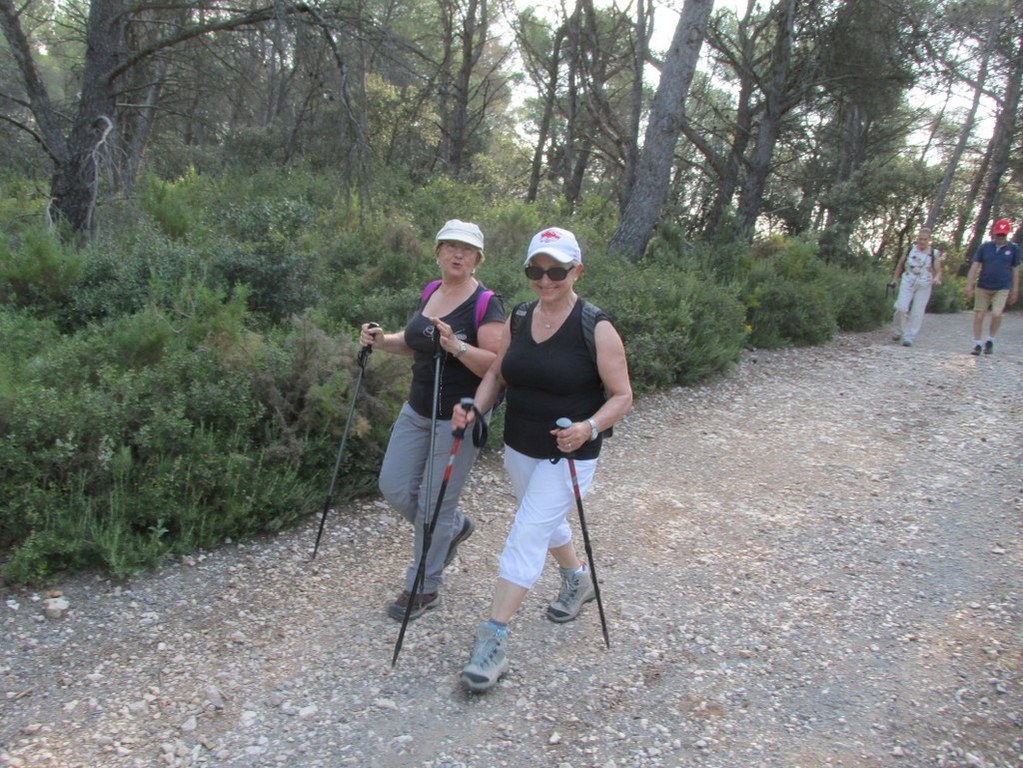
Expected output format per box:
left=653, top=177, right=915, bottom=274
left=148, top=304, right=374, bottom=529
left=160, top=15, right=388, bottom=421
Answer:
left=555, top=417, right=610, bottom=648
left=312, top=323, right=378, bottom=560
left=392, top=396, right=475, bottom=667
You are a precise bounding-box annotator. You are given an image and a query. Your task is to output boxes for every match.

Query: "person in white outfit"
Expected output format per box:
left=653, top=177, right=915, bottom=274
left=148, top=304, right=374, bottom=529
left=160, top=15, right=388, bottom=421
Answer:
left=891, top=227, right=942, bottom=346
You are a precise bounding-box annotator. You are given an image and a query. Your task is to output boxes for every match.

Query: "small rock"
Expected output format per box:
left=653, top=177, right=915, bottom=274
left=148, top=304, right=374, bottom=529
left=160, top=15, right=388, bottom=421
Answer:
left=43, top=596, right=69, bottom=619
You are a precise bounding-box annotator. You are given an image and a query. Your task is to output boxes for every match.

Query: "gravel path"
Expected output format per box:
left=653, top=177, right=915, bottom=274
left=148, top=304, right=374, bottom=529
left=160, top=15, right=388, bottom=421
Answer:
left=2, top=312, right=1021, bottom=768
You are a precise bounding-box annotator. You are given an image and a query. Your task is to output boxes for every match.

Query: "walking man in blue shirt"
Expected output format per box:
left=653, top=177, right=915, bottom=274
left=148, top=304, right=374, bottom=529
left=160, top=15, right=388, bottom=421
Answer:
left=965, top=218, right=1020, bottom=355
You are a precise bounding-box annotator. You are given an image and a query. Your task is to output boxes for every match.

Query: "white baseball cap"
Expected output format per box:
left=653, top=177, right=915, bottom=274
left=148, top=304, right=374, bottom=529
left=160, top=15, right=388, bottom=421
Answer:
left=435, top=219, right=484, bottom=252
left=525, top=227, right=582, bottom=264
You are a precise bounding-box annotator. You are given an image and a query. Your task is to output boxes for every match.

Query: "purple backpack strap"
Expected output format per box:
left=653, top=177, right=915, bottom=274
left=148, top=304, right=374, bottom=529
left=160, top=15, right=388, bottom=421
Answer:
left=475, top=290, right=494, bottom=329
left=423, top=280, right=492, bottom=331
left=420, top=279, right=443, bottom=305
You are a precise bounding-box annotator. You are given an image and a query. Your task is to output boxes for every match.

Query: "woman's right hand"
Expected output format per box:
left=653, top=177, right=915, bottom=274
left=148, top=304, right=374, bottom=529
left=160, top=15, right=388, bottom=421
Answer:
left=360, top=323, right=382, bottom=347
left=452, top=401, right=476, bottom=432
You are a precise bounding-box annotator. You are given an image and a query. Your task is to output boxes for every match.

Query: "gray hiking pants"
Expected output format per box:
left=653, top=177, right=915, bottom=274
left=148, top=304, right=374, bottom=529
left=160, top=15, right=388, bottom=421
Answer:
left=379, top=402, right=481, bottom=593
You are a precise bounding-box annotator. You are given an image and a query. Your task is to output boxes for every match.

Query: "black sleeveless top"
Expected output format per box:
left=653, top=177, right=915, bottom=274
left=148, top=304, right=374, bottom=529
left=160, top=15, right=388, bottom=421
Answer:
left=501, top=299, right=608, bottom=460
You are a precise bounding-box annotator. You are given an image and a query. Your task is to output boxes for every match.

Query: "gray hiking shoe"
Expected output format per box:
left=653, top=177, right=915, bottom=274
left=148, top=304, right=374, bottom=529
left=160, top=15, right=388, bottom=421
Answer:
left=546, top=565, right=596, bottom=623
left=460, top=622, right=509, bottom=692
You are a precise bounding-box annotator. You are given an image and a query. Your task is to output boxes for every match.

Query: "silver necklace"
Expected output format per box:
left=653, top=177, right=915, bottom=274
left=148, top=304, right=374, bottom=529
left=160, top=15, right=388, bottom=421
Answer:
left=538, top=301, right=572, bottom=329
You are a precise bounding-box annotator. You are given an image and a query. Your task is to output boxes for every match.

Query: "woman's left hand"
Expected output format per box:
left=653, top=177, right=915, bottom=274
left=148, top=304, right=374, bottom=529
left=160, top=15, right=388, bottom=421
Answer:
left=429, top=317, right=460, bottom=356
left=551, top=422, right=590, bottom=454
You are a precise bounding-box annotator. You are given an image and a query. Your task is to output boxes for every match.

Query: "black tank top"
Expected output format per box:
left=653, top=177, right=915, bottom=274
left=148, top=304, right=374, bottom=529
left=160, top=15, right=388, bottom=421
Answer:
left=501, top=300, right=607, bottom=460
left=404, top=284, right=505, bottom=419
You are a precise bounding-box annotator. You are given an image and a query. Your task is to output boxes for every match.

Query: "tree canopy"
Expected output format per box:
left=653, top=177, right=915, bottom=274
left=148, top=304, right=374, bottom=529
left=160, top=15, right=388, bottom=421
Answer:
left=0, top=0, right=1018, bottom=258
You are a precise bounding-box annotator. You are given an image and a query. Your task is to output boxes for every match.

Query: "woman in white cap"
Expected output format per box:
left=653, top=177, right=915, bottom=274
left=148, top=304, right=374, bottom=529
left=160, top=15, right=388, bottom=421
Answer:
left=360, top=219, right=505, bottom=621
left=451, top=226, right=633, bottom=692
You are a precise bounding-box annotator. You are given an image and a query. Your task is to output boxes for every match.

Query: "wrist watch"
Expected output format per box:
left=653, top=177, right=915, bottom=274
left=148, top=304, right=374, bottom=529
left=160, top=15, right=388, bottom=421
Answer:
left=587, top=417, right=599, bottom=442
left=454, top=341, right=468, bottom=359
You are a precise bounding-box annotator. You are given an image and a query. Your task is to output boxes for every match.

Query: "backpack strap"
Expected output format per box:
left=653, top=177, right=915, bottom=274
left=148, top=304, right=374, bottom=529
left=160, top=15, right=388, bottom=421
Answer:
left=423, top=280, right=494, bottom=332
left=420, top=279, right=443, bottom=305
left=580, top=300, right=599, bottom=364
left=475, top=289, right=495, bottom=329
left=510, top=300, right=535, bottom=339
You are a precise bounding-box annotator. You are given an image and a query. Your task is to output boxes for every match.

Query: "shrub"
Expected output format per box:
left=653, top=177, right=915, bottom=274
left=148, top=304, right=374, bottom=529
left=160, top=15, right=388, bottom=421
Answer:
left=60, top=226, right=198, bottom=330
left=928, top=278, right=966, bottom=314
left=828, top=270, right=891, bottom=332
left=584, top=250, right=747, bottom=390
left=0, top=293, right=412, bottom=581
left=0, top=227, right=82, bottom=315
left=741, top=238, right=840, bottom=348
left=139, top=175, right=193, bottom=240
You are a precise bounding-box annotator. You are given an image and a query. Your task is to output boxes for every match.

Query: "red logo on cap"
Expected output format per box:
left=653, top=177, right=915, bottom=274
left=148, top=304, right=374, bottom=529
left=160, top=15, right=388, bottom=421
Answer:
left=539, top=229, right=561, bottom=241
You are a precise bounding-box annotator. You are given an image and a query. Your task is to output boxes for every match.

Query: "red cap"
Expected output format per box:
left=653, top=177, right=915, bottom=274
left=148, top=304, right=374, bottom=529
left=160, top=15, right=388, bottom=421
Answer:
left=994, top=219, right=1012, bottom=235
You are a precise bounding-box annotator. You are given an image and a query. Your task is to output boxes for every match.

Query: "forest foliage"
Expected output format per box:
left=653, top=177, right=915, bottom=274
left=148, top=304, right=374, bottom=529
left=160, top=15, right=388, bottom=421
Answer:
left=0, top=0, right=1016, bottom=581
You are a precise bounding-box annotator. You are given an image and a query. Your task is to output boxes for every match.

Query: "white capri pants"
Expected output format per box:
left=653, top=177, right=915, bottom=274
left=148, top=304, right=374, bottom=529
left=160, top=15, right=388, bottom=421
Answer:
left=498, top=445, right=597, bottom=590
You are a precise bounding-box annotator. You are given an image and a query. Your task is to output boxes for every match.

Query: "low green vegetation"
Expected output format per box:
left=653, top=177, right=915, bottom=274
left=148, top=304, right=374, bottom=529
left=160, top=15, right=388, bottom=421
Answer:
left=0, top=169, right=961, bottom=582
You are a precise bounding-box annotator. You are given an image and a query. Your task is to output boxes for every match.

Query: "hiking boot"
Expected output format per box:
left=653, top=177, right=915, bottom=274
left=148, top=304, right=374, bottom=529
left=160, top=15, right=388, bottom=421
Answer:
left=386, top=590, right=439, bottom=621
left=971, top=344, right=983, bottom=356
left=901, top=338, right=912, bottom=347
left=546, top=565, right=596, bottom=623
left=460, top=621, right=509, bottom=692
left=984, top=339, right=994, bottom=355
left=444, top=515, right=475, bottom=568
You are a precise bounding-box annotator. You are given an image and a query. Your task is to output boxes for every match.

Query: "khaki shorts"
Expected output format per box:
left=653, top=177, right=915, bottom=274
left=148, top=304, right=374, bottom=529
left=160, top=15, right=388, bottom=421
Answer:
left=973, top=288, right=1010, bottom=314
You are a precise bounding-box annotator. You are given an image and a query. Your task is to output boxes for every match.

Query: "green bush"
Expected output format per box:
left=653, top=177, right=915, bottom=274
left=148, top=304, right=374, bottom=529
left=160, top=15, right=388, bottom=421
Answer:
left=0, top=289, right=409, bottom=581
left=928, top=277, right=966, bottom=314
left=0, top=167, right=899, bottom=583
left=741, top=238, right=840, bottom=348
left=60, top=226, right=198, bottom=330
left=829, top=270, right=891, bottom=332
left=0, top=227, right=83, bottom=315
left=584, top=250, right=747, bottom=390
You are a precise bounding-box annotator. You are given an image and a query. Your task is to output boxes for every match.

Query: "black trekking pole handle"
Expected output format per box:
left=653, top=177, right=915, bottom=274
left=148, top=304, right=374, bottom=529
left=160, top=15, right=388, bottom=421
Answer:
left=311, top=323, right=379, bottom=560
left=556, top=417, right=610, bottom=648
left=391, top=397, right=475, bottom=667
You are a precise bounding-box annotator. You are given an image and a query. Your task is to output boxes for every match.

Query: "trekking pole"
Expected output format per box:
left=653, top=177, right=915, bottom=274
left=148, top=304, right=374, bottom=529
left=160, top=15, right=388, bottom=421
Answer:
left=311, top=324, right=377, bottom=560
left=555, top=417, right=610, bottom=649
left=392, top=396, right=475, bottom=667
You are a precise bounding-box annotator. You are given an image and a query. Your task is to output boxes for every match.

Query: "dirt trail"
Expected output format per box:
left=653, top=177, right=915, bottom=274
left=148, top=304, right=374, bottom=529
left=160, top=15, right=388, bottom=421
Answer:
left=2, top=312, right=1022, bottom=768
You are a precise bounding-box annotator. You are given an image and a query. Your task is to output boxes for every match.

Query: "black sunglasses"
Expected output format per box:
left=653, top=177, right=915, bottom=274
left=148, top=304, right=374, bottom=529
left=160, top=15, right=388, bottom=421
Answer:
left=525, top=264, right=575, bottom=281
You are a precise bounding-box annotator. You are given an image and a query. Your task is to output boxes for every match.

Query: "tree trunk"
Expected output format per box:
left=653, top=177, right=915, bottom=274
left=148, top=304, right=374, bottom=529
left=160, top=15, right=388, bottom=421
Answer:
left=49, top=0, right=126, bottom=232
left=735, top=0, right=797, bottom=241
left=699, top=0, right=759, bottom=239
left=121, top=57, right=169, bottom=194
left=617, top=0, right=651, bottom=208
left=608, top=0, right=713, bottom=261
left=561, top=1, right=583, bottom=206
left=820, top=103, right=870, bottom=263
left=925, top=11, right=1000, bottom=230
left=963, top=26, right=1023, bottom=263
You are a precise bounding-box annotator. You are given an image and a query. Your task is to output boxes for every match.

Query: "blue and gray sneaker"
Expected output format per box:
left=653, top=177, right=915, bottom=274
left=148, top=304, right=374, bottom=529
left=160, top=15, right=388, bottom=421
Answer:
left=461, top=621, right=509, bottom=692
